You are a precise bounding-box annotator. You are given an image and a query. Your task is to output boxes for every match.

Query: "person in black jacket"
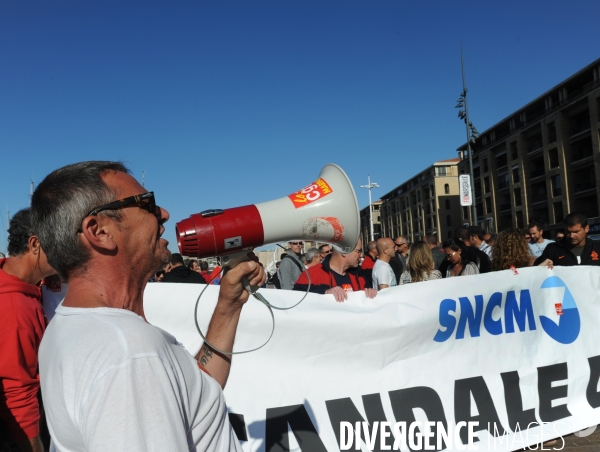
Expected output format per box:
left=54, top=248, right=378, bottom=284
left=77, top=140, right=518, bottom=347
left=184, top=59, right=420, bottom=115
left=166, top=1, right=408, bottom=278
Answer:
left=162, top=253, right=208, bottom=283
left=390, top=237, right=407, bottom=282
left=534, top=213, right=600, bottom=266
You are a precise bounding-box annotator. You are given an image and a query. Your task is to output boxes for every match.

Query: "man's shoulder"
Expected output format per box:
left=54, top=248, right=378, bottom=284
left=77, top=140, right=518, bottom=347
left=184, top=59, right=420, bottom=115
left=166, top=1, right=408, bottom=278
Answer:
left=47, top=308, right=173, bottom=356
left=361, top=255, right=375, bottom=269
left=162, top=268, right=205, bottom=284
left=280, top=254, right=302, bottom=268
left=373, top=260, right=391, bottom=271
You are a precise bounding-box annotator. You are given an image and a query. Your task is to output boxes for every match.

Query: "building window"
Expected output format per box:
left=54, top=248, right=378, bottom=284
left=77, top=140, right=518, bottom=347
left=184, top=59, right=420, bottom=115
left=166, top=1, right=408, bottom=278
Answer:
left=516, top=211, right=524, bottom=229
left=498, top=173, right=510, bottom=190
left=483, top=158, right=489, bottom=173
left=446, top=215, right=452, bottom=227
left=554, top=202, right=564, bottom=223
left=549, top=148, right=559, bottom=168
left=463, top=207, right=469, bottom=220
left=551, top=175, right=561, bottom=197
left=547, top=122, right=557, bottom=143
left=496, top=153, right=507, bottom=169
left=510, top=142, right=518, bottom=160
left=512, top=166, right=520, bottom=184
left=435, top=166, right=450, bottom=176
left=484, top=177, right=490, bottom=193
left=485, top=197, right=492, bottom=214
left=445, top=199, right=451, bottom=210
left=444, top=184, right=450, bottom=194
left=514, top=188, right=522, bottom=207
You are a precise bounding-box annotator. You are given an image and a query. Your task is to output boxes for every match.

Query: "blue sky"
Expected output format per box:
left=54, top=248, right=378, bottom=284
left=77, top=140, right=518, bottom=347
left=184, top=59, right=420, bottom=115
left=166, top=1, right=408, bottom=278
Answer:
left=1, top=0, right=598, bottom=253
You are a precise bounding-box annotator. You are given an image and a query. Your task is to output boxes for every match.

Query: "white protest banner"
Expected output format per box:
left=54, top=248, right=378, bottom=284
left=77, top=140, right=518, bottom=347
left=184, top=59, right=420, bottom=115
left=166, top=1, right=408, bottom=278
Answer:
left=459, top=174, right=473, bottom=207
left=144, top=266, right=600, bottom=451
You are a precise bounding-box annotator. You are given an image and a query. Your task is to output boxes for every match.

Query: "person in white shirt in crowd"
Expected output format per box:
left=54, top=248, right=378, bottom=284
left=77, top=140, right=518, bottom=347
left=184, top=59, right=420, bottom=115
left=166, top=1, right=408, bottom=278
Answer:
left=31, top=161, right=265, bottom=452
left=528, top=221, right=554, bottom=258
left=468, top=226, right=492, bottom=258
left=372, top=238, right=397, bottom=290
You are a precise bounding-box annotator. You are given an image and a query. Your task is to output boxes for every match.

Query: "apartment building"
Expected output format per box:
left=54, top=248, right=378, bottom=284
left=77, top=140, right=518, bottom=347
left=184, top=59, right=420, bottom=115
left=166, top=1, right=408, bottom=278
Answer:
left=378, top=159, right=461, bottom=243
left=359, top=199, right=382, bottom=245
left=457, top=58, right=600, bottom=235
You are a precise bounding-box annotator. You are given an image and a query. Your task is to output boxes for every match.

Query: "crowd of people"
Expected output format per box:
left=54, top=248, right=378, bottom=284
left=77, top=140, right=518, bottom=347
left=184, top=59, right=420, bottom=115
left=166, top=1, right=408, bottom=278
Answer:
left=2, top=159, right=599, bottom=451
left=260, top=212, right=600, bottom=300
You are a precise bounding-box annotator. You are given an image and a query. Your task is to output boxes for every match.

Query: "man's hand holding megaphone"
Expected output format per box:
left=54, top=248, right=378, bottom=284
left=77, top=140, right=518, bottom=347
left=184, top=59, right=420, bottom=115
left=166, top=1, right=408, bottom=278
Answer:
left=180, top=164, right=363, bottom=353
left=195, top=258, right=266, bottom=387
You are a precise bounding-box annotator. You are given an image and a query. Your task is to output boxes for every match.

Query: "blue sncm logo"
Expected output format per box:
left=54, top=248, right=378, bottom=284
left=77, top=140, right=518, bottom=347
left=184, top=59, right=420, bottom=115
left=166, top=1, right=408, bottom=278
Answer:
left=538, top=276, right=580, bottom=344
left=433, top=276, right=581, bottom=344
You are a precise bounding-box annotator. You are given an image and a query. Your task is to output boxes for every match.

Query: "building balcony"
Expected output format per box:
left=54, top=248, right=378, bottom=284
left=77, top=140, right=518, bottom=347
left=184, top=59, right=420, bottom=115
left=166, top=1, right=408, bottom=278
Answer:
left=574, top=181, right=596, bottom=194
left=570, top=123, right=591, bottom=137
left=531, top=196, right=548, bottom=205
left=527, top=142, right=543, bottom=154
left=529, top=168, right=546, bottom=179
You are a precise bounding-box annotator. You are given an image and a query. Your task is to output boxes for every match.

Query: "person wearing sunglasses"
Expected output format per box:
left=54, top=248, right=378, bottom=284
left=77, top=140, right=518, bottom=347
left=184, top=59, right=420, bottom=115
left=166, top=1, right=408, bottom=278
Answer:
left=279, top=241, right=304, bottom=290
left=442, top=238, right=479, bottom=277
left=30, top=161, right=265, bottom=452
left=318, top=244, right=332, bottom=258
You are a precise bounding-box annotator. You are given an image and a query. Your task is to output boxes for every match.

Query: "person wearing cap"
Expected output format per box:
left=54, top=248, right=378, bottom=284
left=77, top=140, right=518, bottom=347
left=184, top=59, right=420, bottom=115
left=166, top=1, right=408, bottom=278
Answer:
left=293, top=238, right=377, bottom=302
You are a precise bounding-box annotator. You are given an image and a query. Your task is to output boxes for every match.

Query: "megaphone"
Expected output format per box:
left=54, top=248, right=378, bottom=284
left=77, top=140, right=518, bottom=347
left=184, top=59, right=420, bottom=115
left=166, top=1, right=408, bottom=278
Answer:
left=176, top=164, right=359, bottom=264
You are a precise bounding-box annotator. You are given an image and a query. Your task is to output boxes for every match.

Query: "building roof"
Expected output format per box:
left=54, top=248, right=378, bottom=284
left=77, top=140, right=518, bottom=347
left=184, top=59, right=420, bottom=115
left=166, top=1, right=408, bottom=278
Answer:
left=433, top=158, right=460, bottom=165
left=457, top=57, right=600, bottom=152
left=379, top=159, right=459, bottom=200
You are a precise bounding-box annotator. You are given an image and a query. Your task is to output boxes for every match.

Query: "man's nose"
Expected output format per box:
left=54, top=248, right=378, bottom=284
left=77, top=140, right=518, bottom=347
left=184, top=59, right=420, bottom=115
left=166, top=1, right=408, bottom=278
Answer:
left=158, top=206, right=170, bottom=224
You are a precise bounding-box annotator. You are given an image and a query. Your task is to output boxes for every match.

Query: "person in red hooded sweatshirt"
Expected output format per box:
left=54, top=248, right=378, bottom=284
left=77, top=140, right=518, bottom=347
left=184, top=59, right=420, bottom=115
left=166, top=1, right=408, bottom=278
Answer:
left=0, top=208, right=55, bottom=452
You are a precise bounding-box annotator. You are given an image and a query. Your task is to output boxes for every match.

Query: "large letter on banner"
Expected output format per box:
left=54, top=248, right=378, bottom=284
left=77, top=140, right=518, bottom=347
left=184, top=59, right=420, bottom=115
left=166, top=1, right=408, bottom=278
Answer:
left=144, top=266, right=600, bottom=451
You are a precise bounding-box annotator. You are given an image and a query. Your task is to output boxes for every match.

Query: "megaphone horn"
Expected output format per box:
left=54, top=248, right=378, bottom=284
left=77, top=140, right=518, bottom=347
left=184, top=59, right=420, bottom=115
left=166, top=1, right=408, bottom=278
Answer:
left=176, top=164, right=360, bottom=259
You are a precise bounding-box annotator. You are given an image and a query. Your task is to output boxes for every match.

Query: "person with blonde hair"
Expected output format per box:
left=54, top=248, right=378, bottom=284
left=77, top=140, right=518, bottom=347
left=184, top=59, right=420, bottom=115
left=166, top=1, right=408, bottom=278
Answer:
left=400, top=241, right=442, bottom=284
left=400, top=242, right=442, bottom=284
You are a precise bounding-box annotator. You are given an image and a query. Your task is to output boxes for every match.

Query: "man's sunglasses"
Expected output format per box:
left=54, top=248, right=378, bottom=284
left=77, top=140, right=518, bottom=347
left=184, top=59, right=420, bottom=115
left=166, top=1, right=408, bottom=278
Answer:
left=290, top=241, right=304, bottom=245
left=77, top=192, right=158, bottom=233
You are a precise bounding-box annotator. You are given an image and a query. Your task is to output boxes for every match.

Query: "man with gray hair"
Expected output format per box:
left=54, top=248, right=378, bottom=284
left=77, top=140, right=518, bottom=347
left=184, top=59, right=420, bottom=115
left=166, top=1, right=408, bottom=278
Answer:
left=31, top=161, right=265, bottom=451
left=303, top=247, right=322, bottom=268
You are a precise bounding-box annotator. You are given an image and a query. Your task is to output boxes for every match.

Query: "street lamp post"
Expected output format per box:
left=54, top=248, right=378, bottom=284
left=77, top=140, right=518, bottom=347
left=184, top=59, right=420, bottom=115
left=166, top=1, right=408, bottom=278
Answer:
left=360, top=175, right=379, bottom=242
left=455, top=48, right=480, bottom=226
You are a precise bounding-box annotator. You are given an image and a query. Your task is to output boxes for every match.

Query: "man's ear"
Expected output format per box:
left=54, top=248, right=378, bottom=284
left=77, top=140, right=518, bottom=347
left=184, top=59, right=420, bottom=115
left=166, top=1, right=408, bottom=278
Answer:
left=28, top=235, right=41, bottom=255
left=80, top=216, right=118, bottom=251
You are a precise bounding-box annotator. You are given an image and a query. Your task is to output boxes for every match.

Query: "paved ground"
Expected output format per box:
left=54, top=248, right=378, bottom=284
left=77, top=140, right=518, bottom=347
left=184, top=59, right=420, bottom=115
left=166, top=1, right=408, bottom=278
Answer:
left=560, top=427, right=600, bottom=451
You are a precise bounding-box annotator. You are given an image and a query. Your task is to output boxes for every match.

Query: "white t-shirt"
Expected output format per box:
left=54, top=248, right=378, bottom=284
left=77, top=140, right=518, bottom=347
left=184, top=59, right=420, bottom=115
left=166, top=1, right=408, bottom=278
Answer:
left=41, top=281, right=68, bottom=322
left=39, top=305, right=241, bottom=452
left=372, top=259, right=397, bottom=290
left=528, top=239, right=554, bottom=258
